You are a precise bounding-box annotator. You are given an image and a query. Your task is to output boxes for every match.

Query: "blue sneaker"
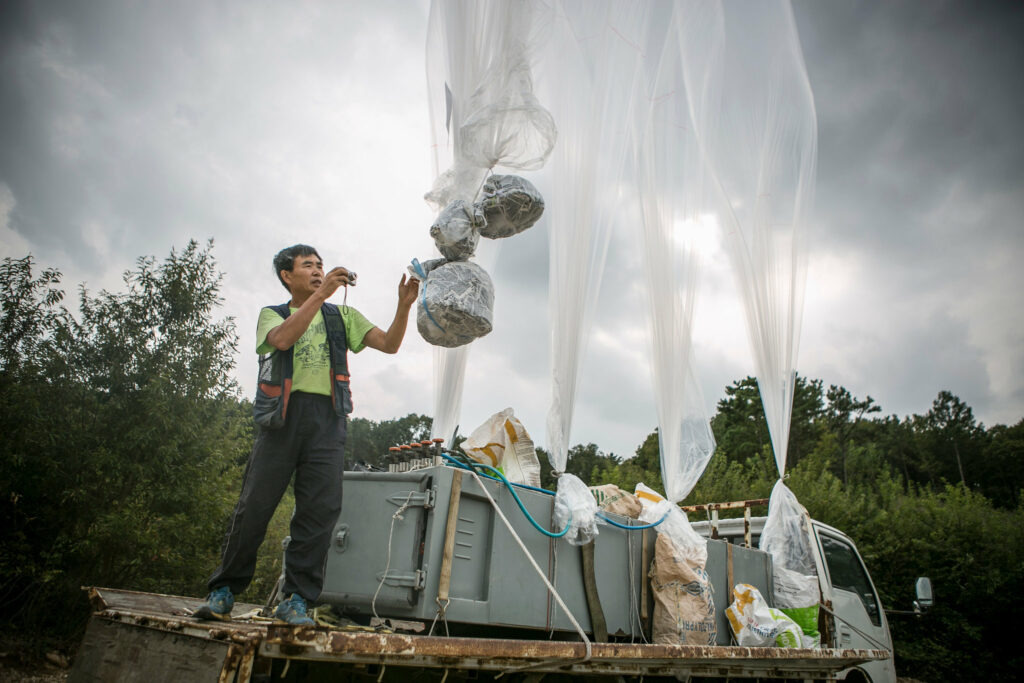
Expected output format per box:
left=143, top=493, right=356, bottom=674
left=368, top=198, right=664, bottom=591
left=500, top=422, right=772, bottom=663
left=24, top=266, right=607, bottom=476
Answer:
left=194, top=586, right=234, bottom=622
left=274, top=593, right=315, bottom=626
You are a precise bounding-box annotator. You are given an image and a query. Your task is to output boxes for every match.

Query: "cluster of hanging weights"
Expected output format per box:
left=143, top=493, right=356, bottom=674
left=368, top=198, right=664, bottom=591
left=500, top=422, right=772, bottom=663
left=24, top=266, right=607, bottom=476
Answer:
left=414, top=175, right=544, bottom=348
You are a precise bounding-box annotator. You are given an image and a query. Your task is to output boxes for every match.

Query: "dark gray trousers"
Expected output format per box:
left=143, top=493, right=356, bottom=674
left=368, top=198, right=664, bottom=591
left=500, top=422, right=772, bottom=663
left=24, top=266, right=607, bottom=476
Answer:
left=208, top=392, right=346, bottom=601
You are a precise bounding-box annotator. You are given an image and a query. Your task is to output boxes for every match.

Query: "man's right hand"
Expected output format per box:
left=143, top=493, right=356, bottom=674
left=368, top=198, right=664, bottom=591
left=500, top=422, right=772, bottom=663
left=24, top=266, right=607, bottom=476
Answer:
left=320, top=266, right=355, bottom=298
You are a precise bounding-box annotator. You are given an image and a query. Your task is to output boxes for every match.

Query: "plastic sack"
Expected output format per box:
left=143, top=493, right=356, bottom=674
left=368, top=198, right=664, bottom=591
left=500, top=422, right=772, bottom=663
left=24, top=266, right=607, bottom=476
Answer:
left=416, top=260, right=494, bottom=348
left=476, top=174, right=545, bottom=239
left=553, top=473, right=600, bottom=546
left=635, top=483, right=714, bottom=645
left=760, top=480, right=820, bottom=645
left=635, top=483, right=707, bottom=566
left=773, top=565, right=821, bottom=648
left=725, top=584, right=803, bottom=648
left=430, top=200, right=483, bottom=261
left=461, top=407, right=541, bottom=487
left=589, top=484, right=642, bottom=519
left=760, top=480, right=817, bottom=578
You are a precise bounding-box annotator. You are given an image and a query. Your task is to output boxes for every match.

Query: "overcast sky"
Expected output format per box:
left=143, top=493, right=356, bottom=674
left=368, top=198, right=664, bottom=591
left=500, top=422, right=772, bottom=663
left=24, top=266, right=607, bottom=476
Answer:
left=2, top=0, right=1022, bottom=459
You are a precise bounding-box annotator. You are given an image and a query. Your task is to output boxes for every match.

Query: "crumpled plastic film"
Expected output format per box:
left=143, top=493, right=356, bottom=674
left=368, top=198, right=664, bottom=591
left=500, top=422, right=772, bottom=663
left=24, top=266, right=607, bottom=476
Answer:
left=416, top=260, right=494, bottom=348
left=476, top=174, right=545, bottom=239
left=759, top=480, right=817, bottom=578
left=553, top=473, right=600, bottom=546
left=425, top=0, right=554, bottom=209
left=635, top=483, right=707, bottom=567
left=430, top=200, right=483, bottom=261
left=759, top=480, right=821, bottom=647
left=678, top=0, right=817, bottom=477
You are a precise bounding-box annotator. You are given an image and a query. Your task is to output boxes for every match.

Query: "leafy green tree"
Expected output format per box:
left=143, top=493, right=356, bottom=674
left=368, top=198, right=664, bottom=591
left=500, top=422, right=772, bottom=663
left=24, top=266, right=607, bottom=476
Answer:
left=0, top=242, right=251, bottom=645
left=712, top=375, right=825, bottom=472
left=913, top=390, right=988, bottom=488
left=823, top=384, right=881, bottom=483
left=345, top=413, right=434, bottom=468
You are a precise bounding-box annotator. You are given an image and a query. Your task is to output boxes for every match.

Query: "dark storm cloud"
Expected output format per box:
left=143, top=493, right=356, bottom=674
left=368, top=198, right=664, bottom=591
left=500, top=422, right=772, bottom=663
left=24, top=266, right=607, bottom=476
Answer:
left=791, top=0, right=1024, bottom=426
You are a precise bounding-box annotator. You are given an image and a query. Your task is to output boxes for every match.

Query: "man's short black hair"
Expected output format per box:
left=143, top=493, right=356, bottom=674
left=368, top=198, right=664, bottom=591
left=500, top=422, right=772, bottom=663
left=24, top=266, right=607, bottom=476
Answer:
left=273, top=244, right=321, bottom=290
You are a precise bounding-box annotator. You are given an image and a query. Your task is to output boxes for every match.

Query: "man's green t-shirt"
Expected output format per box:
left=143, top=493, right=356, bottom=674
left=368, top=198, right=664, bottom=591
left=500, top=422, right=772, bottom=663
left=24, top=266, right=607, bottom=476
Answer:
left=256, top=306, right=376, bottom=396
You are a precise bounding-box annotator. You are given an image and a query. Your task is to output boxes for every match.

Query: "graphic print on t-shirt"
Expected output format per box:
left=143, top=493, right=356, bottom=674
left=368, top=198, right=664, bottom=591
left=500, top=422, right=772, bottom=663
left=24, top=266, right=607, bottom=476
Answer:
left=294, top=316, right=329, bottom=370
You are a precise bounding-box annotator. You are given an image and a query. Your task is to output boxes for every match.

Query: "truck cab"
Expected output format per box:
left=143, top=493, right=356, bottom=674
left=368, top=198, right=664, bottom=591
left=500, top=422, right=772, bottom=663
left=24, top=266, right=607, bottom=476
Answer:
left=691, top=513, right=897, bottom=683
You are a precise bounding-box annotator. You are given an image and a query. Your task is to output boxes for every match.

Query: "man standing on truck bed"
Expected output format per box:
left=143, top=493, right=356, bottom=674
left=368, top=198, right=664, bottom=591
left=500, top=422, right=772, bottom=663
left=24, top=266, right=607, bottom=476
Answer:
left=195, top=244, right=419, bottom=625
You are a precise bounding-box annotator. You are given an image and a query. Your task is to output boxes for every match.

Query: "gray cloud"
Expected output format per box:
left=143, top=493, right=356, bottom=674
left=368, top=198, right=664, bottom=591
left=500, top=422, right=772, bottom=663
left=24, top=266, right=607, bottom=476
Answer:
left=1, top=0, right=1021, bottom=463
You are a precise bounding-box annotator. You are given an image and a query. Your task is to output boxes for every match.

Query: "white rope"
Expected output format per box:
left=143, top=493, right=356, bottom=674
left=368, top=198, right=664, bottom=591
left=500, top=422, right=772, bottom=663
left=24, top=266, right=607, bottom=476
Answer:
left=464, top=468, right=592, bottom=677
left=371, top=491, right=416, bottom=623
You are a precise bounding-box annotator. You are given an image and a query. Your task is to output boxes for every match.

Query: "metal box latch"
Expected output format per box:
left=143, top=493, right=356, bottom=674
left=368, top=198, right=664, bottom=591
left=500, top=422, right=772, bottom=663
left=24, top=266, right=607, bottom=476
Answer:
left=376, top=569, right=426, bottom=590
left=386, top=488, right=436, bottom=510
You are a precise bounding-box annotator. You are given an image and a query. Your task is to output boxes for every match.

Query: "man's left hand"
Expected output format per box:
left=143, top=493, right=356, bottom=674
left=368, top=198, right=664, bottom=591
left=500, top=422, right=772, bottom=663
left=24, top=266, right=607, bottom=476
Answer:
left=398, top=274, right=419, bottom=308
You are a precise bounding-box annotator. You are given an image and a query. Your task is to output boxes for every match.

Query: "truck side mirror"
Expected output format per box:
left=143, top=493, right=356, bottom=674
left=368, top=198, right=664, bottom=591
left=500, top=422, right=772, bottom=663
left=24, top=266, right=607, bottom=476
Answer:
left=913, top=576, right=933, bottom=613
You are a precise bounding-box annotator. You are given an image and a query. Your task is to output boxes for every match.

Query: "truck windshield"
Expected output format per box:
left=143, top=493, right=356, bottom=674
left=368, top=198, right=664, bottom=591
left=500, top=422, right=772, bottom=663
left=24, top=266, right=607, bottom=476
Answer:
left=819, top=533, right=882, bottom=627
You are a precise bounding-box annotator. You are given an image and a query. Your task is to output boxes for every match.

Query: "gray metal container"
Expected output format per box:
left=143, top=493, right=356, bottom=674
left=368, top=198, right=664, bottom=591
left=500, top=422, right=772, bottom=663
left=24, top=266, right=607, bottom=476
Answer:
left=320, top=466, right=647, bottom=637
left=703, top=539, right=775, bottom=645
left=320, top=465, right=775, bottom=643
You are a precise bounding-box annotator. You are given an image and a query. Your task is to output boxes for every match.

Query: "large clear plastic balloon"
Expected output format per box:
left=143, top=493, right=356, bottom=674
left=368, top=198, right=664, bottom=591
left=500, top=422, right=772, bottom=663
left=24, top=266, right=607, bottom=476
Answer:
left=680, top=0, right=817, bottom=478
left=634, top=1, right=717, bottom=503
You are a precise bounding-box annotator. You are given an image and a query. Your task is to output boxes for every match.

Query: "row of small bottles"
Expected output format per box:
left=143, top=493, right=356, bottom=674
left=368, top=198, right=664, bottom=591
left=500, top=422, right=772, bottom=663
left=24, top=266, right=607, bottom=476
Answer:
left=387, top=438, right=446, bottom=472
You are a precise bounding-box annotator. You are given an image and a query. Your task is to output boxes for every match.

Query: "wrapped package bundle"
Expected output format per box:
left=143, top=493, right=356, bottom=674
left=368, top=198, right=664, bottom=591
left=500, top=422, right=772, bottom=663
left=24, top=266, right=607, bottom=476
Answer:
left=636, top=483, right=716, bottom=646
left=589, top=484, right=642, bottom=519
left=430, top=200, right=483, bottom=261
left=476, top=174, right=545, bottom=239
left=416, top=260, right=494, bottom=348
left=462, top=408, right=542, bottom=487
left=725, top=584, right=803, bottom=648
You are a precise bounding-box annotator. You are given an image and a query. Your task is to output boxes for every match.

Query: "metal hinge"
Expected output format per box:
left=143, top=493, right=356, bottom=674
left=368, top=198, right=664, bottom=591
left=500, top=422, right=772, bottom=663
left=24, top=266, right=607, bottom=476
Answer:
left=386, top=488, right=436, bottom=510
left=376, top=569, right=426, bottom=590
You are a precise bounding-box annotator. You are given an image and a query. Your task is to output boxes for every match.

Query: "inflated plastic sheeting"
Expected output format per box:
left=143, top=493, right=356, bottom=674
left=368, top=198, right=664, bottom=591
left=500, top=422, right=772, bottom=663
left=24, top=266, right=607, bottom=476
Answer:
left=416, top=260, right=494, bottom=348
left=678, top=0, right=817, bottom=478
left=634, top=1, right=717, bottom=503
left=539, top=0, right=647, bottom=475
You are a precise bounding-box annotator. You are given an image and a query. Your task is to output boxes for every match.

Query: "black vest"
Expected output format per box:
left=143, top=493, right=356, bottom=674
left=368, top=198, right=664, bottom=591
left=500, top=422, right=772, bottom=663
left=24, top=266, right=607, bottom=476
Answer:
left=252, top=302, right=352, bottom=429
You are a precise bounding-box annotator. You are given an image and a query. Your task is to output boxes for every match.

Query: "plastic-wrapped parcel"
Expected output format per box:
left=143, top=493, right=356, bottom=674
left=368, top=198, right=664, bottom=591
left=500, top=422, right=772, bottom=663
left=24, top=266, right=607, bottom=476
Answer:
left=430, top=200, right=483, bottom=261
left=636, top=483, right=716, bottom=646
left=553, top=473, right=600, bottom=546
left=462, top=408, right=541, bottom=487
left=415, top=259, right=494, bottom=348
left=759, top=480, right=821, bottom=647
left=476, top=174, right=545, bottom=239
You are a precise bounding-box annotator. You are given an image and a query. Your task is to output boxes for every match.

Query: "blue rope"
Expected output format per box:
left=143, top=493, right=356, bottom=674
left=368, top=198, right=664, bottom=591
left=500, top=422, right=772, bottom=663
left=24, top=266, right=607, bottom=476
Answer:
left=440, top=452, right=570, bottom=538
left=597, top=510, right=668, bottom=530
left=437, top=453, right=667, bottom=534
left=411, top=258, right=445, bottom=332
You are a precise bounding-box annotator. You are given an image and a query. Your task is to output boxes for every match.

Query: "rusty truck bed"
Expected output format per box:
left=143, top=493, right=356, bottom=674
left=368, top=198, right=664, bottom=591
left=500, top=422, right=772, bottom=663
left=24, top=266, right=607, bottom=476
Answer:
left=71, top=587, right=889, bottom=681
